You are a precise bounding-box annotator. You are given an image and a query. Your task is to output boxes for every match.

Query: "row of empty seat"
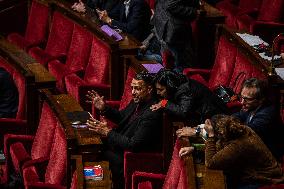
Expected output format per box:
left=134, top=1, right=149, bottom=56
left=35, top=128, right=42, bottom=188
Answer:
left=216, top=0, right=284, bottom=43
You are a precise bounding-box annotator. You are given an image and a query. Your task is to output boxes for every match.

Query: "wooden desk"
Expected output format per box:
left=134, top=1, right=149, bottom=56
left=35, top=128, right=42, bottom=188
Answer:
left=72, top=155, right=112, bottom=189
left=221, top=26, right=270, bottom=73
left=220, top=25, right=284, bottom=87
left=122, top=55, right=162, bottom=86
left=202, top=2, right=226, bottom=24
left=0, top=36, right=56, bottom=133
left=84, top=161, right=112, bottom=189
left=0, top=35, right=37, bottom=66
left=195, top=164, right=227, bottom=189
left=0, top=36, right=56, bottom=89
left=182, top=137, right=226, bottom=189
left=50, top=0, right=140, bottom=55
left=53, top=94, right=103, bottom=151
left=41, top=89, right=105, bottom=188
left=26, top=63, right=56, bottom=88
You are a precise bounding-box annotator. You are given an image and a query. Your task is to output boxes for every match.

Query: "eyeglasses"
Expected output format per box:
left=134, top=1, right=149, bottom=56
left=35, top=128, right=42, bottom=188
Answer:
left=238, top=95, right=256, bottom=102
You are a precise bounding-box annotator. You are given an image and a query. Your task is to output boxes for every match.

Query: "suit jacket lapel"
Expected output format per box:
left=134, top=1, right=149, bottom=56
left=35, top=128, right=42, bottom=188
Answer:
left=120, top=2, right=126, bottom=21
left=127, top=102, right=150, bottom=125
left=118, top=102, right=137, bottom=126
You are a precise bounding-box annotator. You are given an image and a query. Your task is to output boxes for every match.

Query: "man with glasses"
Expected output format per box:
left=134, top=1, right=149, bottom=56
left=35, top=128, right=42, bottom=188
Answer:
left=233, top=78, right=284, bottom=159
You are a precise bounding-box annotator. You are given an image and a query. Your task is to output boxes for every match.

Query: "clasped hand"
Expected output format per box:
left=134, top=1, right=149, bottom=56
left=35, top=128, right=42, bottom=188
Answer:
left=176, top=127, right=196, bottom=138
left=179, top=147, right=194, bottom=157
left=71, top=0, right=86, bottom=13
left=150, top=102, right=162, bottom=111
left=96, top=9, right=111, bottom=23
left=86, top=116, right=111, bottom=137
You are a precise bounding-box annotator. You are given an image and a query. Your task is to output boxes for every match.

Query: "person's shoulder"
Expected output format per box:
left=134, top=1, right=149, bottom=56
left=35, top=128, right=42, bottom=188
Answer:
left=0, top=68, right=12, bottom=80
left=131, top=0, right=149, bottom=7
left=256, top=104, right=276, bottom=115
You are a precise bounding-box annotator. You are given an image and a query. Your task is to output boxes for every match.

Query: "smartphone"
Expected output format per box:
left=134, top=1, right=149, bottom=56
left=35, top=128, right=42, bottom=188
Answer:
left=72, top=124, right=88, bottom=128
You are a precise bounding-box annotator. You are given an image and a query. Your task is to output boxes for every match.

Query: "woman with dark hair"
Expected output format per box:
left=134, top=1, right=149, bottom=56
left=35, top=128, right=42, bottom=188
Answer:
left=180, top=114, right=283, bottom=189
left=151, top=69, right=228, bottom=124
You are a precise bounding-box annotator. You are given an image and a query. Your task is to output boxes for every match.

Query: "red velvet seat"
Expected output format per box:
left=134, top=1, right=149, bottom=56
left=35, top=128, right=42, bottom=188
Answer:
left=272, top=33, right=284, bottom=54
left=0, top=57, right=27, bottom=162
left=145, top=0, right=155, bottom=10
left=216, top=0, right=263, bottom=28
left=22, top=124, right=67, bottom=189
left=184, top=35, right=267, bottom=113
left=132, top=139, right=187, bottom=189
left=183, top=36, right=237, bottom=91
left=228, top=51, right=266, bottom=94
left=162, top=50, right=175, bottom=70
left=28, top=11, right=74, bottom=66
left=236, top=0, right=284, bottom=32
left=7, top=0, right=49, bottom=51
left=64, top=34, right=111, bottom=110
left=48, top=23, right=93, bottom=93
left=3, top=102, right=58, bottom=184
left=250, top=20, right=284, bottom=44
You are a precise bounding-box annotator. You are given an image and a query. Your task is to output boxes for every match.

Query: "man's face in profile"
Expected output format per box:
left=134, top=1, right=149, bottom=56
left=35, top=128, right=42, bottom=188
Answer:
left=240, top=87, right=262, bottom=112
left=131, top=79, right=152, bottom=103
left=155, top=82, right=167, bottom=99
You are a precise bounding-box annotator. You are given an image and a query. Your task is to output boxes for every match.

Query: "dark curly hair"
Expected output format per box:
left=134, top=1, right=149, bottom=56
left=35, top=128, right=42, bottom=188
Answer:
left=211, top=114, right=247, bottom=141
left=153, top=69, right=187, bottom=97
left=134, top=71, right=155, bottom=86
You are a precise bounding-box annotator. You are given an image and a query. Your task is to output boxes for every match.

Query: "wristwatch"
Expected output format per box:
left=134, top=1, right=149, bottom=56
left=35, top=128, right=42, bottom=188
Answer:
left=195, top=127, right=201, bottom=136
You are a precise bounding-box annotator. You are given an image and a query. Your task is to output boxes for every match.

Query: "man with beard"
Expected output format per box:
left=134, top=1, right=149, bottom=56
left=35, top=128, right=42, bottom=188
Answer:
left=86, top=72, right=162, bottom=189
left=233, top=78, right=284, bottom=159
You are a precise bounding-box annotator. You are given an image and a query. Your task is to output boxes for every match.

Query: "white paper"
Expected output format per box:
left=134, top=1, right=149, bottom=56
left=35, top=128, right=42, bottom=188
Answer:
left=275, top=68, right=284, bottom=80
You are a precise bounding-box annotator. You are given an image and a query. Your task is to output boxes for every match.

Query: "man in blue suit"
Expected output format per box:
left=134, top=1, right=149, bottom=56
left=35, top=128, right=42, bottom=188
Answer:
left=233, top=78, right=284, bottom=159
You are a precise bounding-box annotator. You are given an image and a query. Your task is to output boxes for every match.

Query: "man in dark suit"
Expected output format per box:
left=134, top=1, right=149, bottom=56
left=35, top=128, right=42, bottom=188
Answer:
left=97, top=0, right=151, bottom=41
left=86, top=72, right=162, bottom=189
left=86, top=0, right=122, bottom=20
left=233, top=78, right=284, bottom=159
left=0, top=68, right=18, bottom=118
left=153, top=0, right=200, bottom=72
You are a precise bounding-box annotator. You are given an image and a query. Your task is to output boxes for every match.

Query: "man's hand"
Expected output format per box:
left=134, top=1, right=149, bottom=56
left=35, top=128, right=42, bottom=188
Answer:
left=86, top=90, right=106, bottom=111
left=204, top=119, right=214, bottom=137
left=96, top=9, right=112, bottom=24
left=150, top=102, right=162, bottom=111
left=176, top=127, right=196, bottom=138
left=71, top=0, right=86, bottom=13
left=139, top=45, right=147, bottom=54
left=179, top=147, right=194, bottom=157
left=87, top=117, right=111, bottom=137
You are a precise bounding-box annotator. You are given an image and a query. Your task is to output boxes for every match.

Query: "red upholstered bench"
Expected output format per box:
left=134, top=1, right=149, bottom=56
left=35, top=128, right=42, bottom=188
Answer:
left=7, top=0, right=49, bottom=51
